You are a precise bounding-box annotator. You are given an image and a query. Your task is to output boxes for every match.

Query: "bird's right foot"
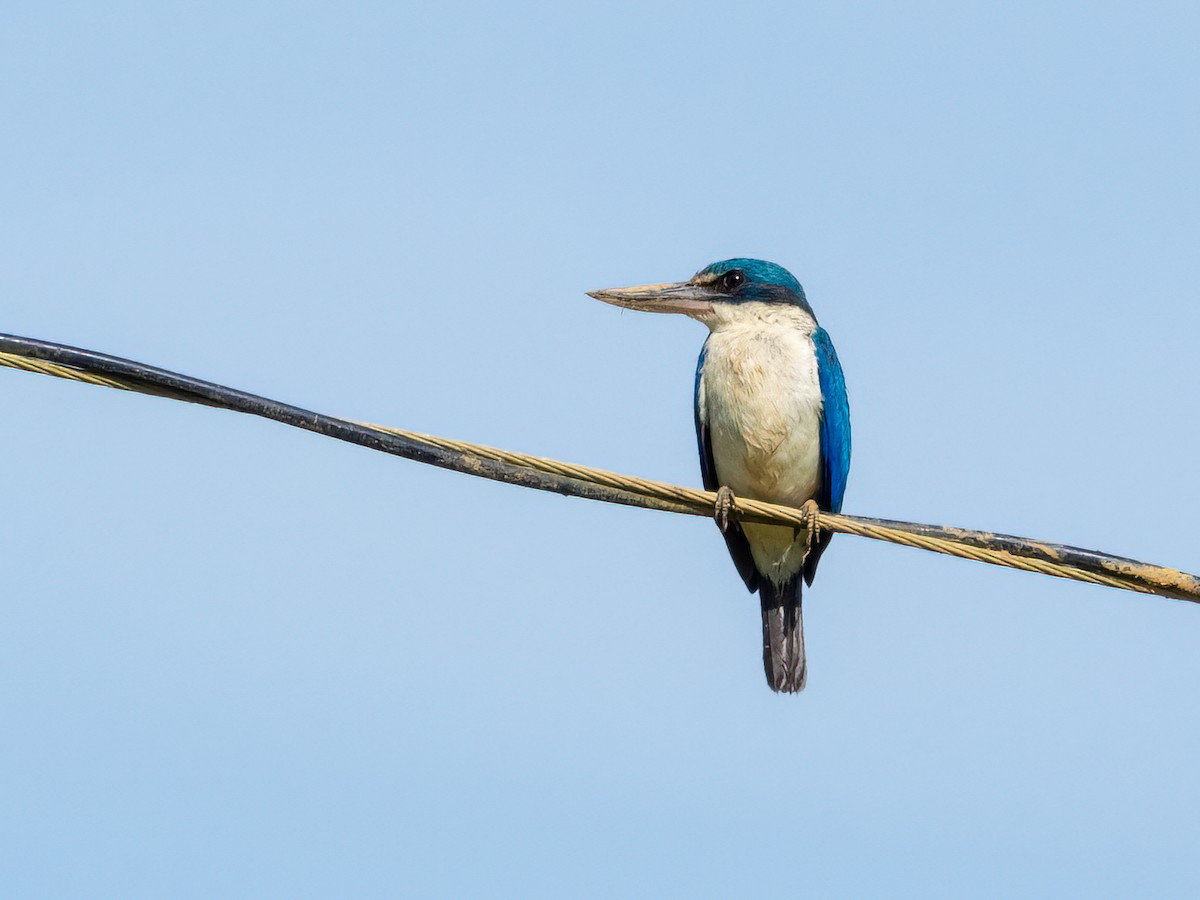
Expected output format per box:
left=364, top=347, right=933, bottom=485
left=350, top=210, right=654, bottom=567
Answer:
left=799, top=499, right=822, bottom=559
left=714, top=486, right=736, bottom=532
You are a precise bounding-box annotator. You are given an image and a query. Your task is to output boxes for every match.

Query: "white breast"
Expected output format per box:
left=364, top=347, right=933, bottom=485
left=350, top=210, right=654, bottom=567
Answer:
left=699, top=302, right=823, bottom=581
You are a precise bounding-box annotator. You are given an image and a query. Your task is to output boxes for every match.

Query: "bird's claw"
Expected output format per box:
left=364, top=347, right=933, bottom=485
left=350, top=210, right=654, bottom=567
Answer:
left=800, top=499, right=822, bottom=556
left=714, top=486, right=736, bottom=532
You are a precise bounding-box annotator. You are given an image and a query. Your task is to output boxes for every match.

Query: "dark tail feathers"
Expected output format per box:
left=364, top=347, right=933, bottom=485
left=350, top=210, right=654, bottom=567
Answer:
left=759, top=574, right=806, bottom=693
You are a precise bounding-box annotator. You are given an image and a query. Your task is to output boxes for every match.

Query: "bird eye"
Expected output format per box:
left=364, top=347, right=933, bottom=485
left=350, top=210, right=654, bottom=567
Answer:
left=721, top=270, right=745, bottom=291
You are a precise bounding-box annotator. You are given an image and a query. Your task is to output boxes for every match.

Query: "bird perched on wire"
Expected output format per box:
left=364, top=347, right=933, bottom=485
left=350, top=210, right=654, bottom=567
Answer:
left=588, top=259, right=851, bottom=692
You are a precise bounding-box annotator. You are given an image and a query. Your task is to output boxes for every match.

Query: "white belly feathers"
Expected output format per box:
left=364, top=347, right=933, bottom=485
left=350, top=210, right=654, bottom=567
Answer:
left=698, top=303, right=824, bottom=582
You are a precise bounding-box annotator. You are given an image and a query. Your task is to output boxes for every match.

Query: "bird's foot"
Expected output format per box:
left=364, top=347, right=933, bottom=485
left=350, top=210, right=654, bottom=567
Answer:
left=714, top=486, right=736, bottom=532
left=799, top=499, right=822, bottom=555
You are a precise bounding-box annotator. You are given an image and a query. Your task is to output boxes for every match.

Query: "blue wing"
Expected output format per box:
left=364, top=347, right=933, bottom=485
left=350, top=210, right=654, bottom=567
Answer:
left=695, top=340, right=759, bottom=593
left=694, top=341, right=719, bottom=491
left=803, top=327, right=851, bottom=586
left=813, top=326, right=851, bottom=514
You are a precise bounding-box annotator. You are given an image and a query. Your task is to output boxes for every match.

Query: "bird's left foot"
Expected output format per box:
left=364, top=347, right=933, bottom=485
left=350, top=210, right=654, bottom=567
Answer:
left=714, top=486, right=736, bottom=532
left=800, top=499, right=822, bottom=556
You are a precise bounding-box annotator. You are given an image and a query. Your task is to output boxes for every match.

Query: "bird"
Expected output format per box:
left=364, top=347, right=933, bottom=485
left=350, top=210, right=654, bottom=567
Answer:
left=588, top=259, right=851, bottom=692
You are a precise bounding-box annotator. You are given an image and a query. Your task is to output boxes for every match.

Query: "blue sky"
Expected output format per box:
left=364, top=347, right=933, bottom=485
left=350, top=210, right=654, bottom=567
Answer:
left=3, top=2, right=1199, bottom=897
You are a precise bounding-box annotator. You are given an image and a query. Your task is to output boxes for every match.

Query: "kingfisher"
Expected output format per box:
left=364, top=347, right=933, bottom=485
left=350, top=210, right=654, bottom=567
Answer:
left=588, top=259, right=851, bottom=692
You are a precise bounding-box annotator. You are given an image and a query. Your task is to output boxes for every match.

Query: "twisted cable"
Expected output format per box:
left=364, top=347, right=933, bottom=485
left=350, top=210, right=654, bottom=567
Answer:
left=2, top=335, right=1196, bottom=605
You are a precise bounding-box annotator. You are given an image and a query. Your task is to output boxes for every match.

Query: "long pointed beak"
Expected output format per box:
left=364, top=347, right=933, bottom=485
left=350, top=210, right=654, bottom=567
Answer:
left=586, top=281, right=715, bottom=316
